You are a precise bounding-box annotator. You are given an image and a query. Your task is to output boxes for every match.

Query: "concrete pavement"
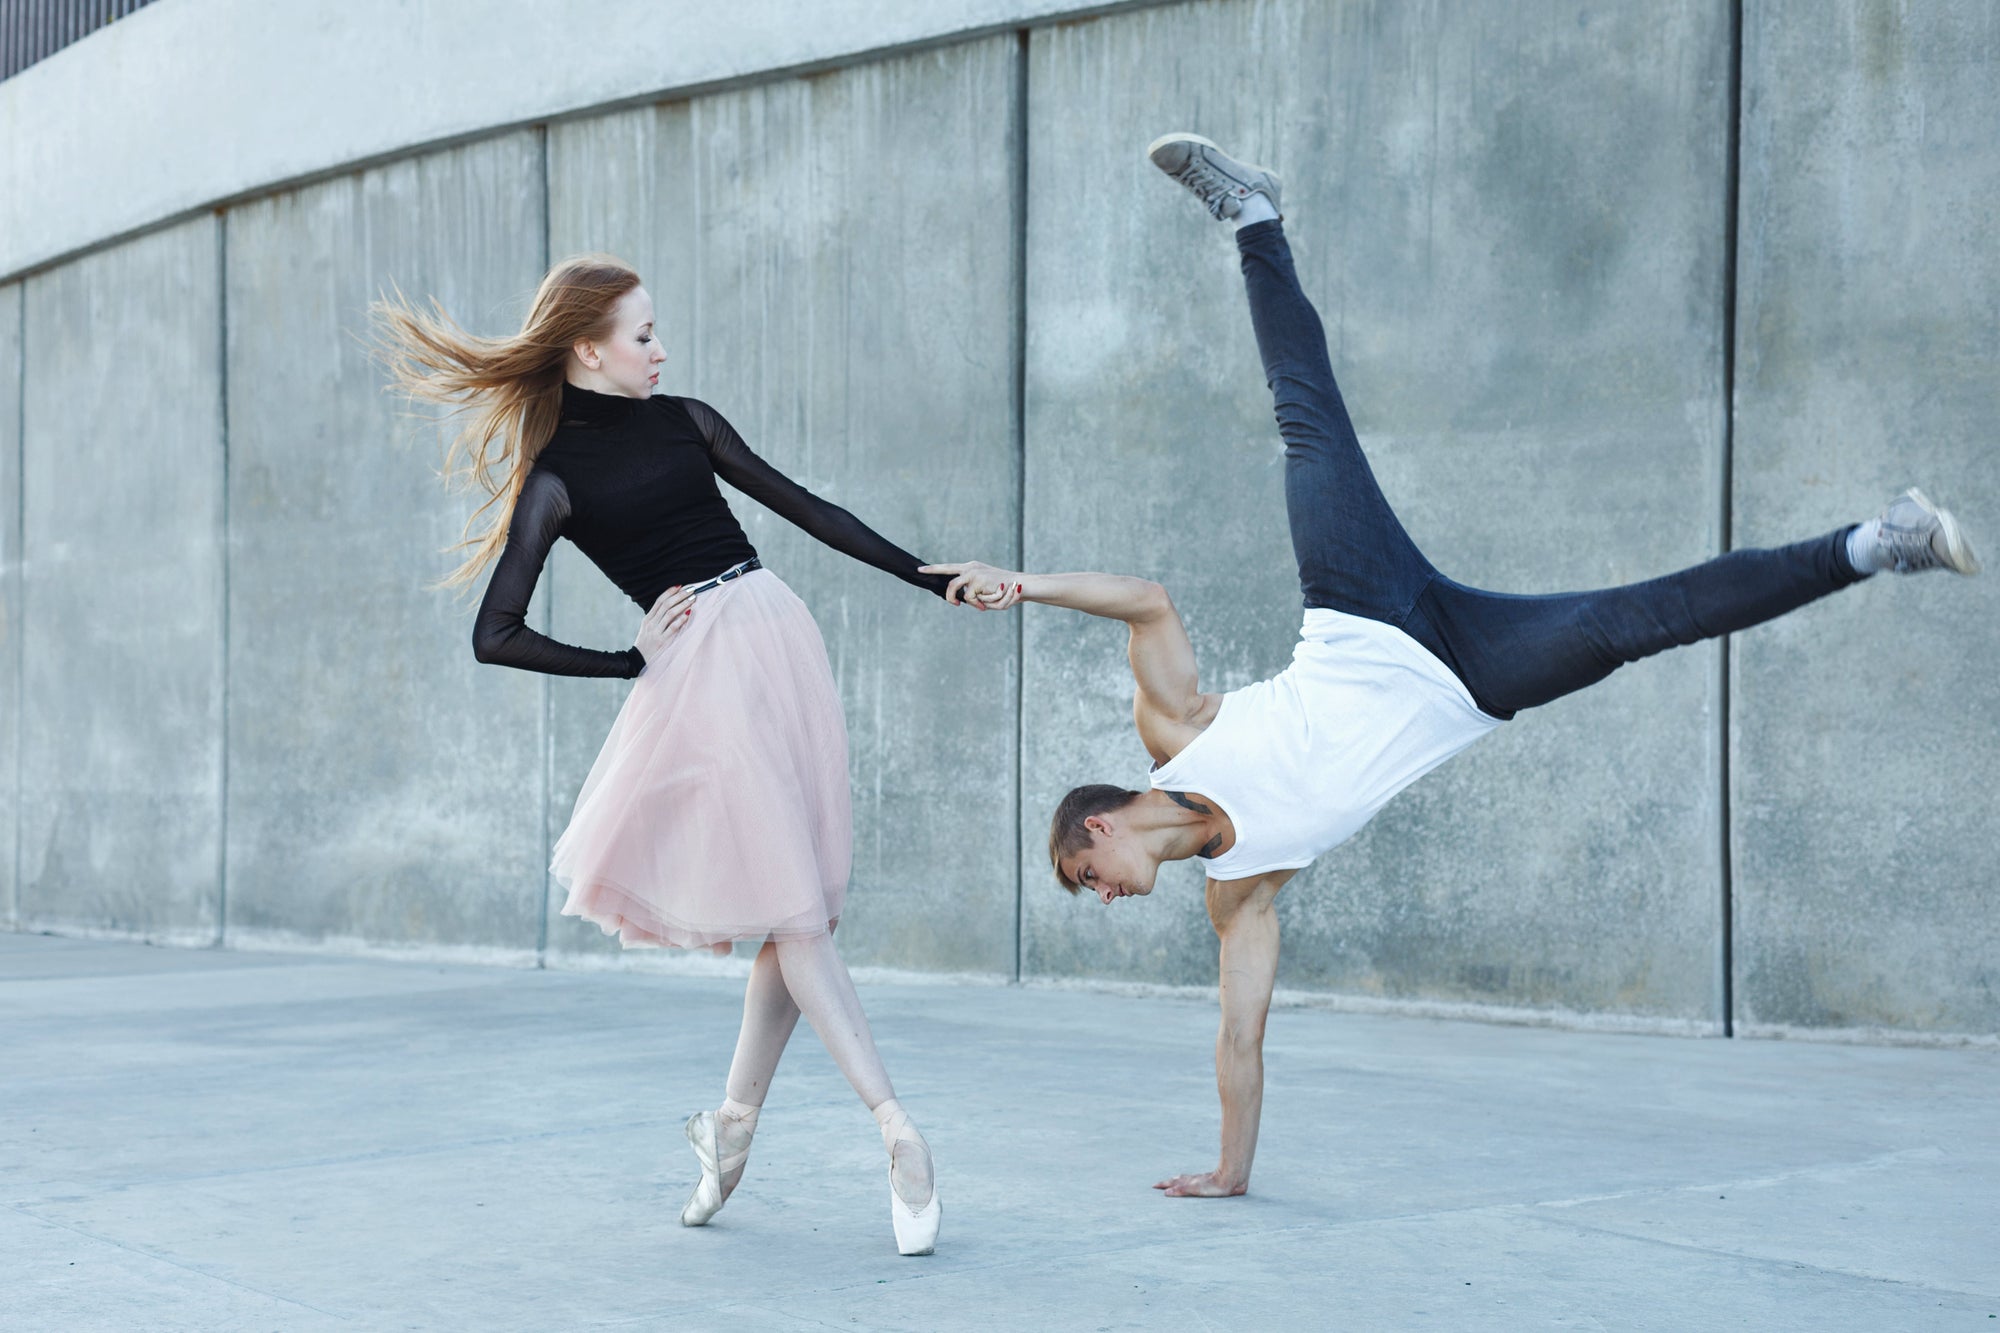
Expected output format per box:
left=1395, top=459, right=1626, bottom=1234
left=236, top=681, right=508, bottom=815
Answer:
left=3, top=931, right=1995, bottom=1330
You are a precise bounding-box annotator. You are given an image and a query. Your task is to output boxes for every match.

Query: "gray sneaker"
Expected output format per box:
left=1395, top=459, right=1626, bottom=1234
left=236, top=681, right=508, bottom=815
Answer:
left=1146, top=132, right=1282, bottom=221
left=1871, top=487, right=1981, bottom=575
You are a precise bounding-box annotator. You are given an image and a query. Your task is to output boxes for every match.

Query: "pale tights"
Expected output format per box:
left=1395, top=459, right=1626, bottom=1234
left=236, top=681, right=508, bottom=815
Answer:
left=711, top=932, right=932, bottom=1207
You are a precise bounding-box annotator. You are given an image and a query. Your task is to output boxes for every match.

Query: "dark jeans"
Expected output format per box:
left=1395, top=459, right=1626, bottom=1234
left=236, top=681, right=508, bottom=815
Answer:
left=1235, top=220, right=1864, bottom=720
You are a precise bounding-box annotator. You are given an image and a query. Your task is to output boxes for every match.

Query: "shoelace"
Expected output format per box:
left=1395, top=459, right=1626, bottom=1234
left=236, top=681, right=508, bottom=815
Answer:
left=1167, top=158, right=1241, bottom=218
left=1879, top=521, right=1942, bottom=573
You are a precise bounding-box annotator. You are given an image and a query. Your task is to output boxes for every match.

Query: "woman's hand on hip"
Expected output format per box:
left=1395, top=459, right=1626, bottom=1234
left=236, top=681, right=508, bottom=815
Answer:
left=636, top=585, right=696, bottom=661
left=920, top=561, right=1025, bottom=610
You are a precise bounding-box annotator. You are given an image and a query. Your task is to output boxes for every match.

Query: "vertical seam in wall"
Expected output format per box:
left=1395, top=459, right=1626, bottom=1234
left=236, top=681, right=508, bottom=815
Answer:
left=535, top=123, right=553, bottom=969
left=1010, top=28, right=1029, bottom=986
left=11, top=281, right=24, bottom=930
left=1718, top=0, right=1745, bottom=1038
left=215, top=209, right=231, bottom=948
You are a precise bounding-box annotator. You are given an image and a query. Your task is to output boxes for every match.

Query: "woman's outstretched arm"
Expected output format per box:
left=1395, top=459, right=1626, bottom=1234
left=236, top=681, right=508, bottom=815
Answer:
left=472, top=469, right=646, bottom=678
left=679, top=397, right=951, bottom=599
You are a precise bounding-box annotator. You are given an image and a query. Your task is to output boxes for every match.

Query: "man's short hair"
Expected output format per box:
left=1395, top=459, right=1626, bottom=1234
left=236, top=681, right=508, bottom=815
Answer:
left=1048, top=784, right=1142, bottom=894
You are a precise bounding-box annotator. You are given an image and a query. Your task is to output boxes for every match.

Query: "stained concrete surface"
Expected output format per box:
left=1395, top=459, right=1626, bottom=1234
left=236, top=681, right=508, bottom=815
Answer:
left=17, top=221, right=224, bottom=944
left=1022, top=0, right=1735, bottom=1021
left=1729, top=0, right=2000, bottom=1034
left=222, top=135, right=551, bottom=955
left=545, top=38, right=1023, bottom=975
left=3, top=931, right=1995, bottom=1330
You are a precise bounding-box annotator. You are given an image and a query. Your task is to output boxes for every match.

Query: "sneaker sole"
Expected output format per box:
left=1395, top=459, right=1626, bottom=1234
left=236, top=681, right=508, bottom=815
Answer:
left=1144, top=131, right=1280, bottom=185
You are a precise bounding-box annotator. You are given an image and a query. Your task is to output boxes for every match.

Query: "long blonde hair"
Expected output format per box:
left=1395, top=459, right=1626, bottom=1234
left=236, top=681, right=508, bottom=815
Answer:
left=373, top=256, right=642, bottom=589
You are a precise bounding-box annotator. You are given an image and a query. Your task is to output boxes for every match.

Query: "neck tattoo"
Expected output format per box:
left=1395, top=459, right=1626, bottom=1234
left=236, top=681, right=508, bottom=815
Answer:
left=1166, top=791, right=1222, bottom=858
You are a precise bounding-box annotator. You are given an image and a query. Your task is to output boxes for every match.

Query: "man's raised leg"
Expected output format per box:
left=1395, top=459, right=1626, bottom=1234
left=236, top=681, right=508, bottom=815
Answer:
left=1418, top=489, right=1979, bottom=717
left=1236, top=219, right=1436, bottom=622
left=1147, top=133, right=1434, bottom=624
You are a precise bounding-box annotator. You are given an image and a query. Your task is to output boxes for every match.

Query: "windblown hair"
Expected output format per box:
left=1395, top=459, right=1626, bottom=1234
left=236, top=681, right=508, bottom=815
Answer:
left=372, top=255, right=643, bottom=589
left=1048, top=784, right=1143, bottom=894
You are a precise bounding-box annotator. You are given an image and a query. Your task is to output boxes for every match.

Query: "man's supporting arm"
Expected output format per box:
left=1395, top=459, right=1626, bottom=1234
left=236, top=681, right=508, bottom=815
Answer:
left=1156, top=872, right=1290, bottom=1197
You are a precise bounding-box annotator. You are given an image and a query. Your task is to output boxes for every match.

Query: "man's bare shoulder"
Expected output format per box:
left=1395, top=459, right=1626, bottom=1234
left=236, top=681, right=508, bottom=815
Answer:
left=1204, top=867, right=1298, bottom=929
left=1135, top=690, right=1223, bottom=765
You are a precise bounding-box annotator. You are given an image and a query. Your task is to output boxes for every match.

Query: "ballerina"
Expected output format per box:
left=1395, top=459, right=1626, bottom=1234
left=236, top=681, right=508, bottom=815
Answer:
left=376, top=256, right=941, bottom=1252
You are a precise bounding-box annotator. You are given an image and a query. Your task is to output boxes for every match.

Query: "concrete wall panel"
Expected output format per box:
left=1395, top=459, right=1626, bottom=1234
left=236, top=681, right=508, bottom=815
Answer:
left=19, top=220, right=223, bottom=942
left=223, top=134, right=550, bottom=953
left=1731, top=0, right=2000, bottom=1034
left=0, top=283, right=18, bottom=929
left=541, top=106, right=683, bottom=965
left=1022, top=0, right=1735, bottom=1021
left=546, top=37, right=1023, bottom=973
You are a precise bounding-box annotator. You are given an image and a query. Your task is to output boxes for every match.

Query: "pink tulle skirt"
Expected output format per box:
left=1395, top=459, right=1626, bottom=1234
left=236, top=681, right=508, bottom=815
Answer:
left=553, top=570, right=850, bottom=954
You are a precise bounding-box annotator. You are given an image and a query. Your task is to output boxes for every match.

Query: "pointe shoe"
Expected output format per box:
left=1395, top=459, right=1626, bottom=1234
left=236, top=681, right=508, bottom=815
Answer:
left=680, top=1108, right=753, bottom=1227
left=876, top=1100, right=941, bottom=1256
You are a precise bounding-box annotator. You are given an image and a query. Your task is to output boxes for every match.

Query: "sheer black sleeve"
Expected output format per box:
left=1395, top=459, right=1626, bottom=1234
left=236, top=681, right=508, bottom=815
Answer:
left=472, top=468, right=646, bottom=678
left=679, top=398, right=951, bottom=599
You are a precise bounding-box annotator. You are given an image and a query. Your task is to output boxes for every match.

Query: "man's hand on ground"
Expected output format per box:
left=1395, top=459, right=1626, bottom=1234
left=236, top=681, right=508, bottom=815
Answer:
left=1153, top=1170, right=1247, bottom=1198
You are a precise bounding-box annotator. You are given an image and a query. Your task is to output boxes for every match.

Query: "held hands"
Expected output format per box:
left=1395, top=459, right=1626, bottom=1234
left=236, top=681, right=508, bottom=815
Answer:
left=1154, top=1169, right=1248, bottom=1199
left=635, top=584, right=697, bottom=662
left=919, top=561, right=1025, bottom=610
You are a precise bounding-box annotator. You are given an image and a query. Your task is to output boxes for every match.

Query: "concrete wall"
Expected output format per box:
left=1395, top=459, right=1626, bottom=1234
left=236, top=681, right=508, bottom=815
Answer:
left=2, top=0, right=1994, bottom=1038
left=1730, top=0, right=2000, bottom=1036
left=18, top=218, right=225, bottom=944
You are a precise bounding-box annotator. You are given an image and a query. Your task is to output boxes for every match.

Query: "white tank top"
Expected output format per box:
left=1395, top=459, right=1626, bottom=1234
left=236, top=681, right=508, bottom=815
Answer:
left=1151, top=608, right=1504, bottom=881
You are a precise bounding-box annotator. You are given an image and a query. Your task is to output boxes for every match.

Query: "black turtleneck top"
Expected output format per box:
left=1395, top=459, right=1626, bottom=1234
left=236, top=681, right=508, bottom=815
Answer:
left=471, top=384, right=949, bottom=677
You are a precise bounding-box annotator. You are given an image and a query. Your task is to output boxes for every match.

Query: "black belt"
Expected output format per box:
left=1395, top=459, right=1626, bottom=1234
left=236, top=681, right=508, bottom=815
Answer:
left=684, top=556, right=761, bottom=597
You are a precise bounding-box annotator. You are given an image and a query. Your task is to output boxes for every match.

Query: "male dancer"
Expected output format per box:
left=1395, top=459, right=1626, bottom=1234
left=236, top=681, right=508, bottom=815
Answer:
left=927, top=134, right=1979, bottom=1198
